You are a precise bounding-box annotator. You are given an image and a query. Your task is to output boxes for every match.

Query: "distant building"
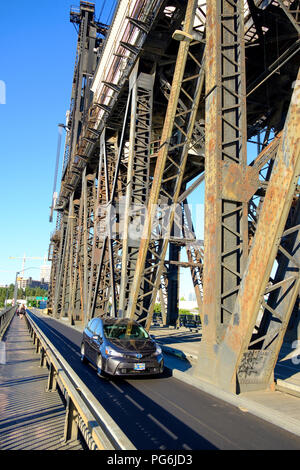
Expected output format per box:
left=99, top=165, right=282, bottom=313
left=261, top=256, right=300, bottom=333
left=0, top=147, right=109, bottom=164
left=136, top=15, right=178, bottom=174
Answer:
left=40, top=264, right=51, bottom=283
left=17, top=277, right=30, bottom=289
left=188, top=291, right=196, bottom=301
left=17, top=277, right=49, bottom=290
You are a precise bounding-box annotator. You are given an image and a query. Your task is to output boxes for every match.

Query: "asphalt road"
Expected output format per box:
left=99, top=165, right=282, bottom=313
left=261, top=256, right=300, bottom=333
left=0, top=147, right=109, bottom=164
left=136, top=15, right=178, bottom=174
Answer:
left=27, top=311, right=300, bottom=450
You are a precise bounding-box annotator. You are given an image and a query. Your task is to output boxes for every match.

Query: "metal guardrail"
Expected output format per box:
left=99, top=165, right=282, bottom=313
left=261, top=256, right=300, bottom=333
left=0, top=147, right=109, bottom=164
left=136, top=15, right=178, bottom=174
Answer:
left=0, top=306, right=16, bottom=340
left=25, top=311, right=136, bottom=450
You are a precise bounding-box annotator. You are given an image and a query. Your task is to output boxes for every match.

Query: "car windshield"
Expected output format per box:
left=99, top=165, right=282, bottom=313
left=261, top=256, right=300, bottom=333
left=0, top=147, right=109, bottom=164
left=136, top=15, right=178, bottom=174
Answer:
left=103, top=322, right=149, bottom=340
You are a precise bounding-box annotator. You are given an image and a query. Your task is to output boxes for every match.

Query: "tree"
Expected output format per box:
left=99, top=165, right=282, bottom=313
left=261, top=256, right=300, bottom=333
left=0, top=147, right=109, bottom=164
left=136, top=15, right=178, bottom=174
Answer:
left=154, top=303, right=161, bottom=314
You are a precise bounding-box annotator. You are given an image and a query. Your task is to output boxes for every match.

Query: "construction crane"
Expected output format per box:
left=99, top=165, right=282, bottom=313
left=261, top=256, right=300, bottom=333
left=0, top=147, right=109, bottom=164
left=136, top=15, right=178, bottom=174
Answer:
left=9, top=253, right=48, bottom=277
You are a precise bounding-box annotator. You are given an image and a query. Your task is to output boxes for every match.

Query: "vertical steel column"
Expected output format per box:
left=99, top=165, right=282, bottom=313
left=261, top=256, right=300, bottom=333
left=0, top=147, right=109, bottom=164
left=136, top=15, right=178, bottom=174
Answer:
left=64, top=200, right=74, bottom=318
left=126, top=0, right=206, bottom=329
left=69, top=4, right=98, bottom=159
left=91, top=131, right=113, bottom=318
left=182, top=201, right=204, bottom=322
left=53, top=202, right=74, bottom=318
left=87, top=136, right=106, bottom=320
left=119, top=63, right=155, bottom=317
left=48, top=231, right=61, bottom=314
left=69, top=198, right=84, bottom=324
left=167, top=241, right=180, bottom=326
left=196, top=0, right=249, bottom=383
left=104, top=134, right=118, bottom=318
left=49, top=3, right=104, bottom=311
left=216, top=73, right=300, bottom=392
left=82, top=170, right=96, bottom=321
left=88, top=129, right=123, bottom=319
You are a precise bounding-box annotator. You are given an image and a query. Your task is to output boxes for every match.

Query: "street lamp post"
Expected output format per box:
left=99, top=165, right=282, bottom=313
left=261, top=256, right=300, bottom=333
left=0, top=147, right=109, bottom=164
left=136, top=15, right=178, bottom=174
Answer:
left=13, top=271, right=20, bottom=308
left=13, top=267, right=40, bottom=308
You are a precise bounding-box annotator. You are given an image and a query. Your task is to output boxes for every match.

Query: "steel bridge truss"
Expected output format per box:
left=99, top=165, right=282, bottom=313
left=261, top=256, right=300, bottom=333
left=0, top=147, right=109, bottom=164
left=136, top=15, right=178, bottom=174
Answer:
left=49, top=0, right=300, bottom=393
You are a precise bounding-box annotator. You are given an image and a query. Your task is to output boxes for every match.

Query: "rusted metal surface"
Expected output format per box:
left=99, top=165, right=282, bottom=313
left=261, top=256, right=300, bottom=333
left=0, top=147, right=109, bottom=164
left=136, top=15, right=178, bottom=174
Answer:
left=196, top=0, right=248, bottom=382
left=125, top=0, right=206, bottom=328
left=216, top=70, right=300, bottom=392
left=119, top=64, right=155, bottom=317
left=48, top=0, right=300, bottom=394
left=221, top=162, right=259, bottom=203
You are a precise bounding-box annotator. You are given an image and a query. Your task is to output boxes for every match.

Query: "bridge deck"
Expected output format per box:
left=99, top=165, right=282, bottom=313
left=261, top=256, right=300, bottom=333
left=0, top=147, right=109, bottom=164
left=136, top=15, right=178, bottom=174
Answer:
left=0, top=314, right=83, bottom=450
left=55, top=313, right=300, bottom=437
left=1, top=311, right=300, bottom=449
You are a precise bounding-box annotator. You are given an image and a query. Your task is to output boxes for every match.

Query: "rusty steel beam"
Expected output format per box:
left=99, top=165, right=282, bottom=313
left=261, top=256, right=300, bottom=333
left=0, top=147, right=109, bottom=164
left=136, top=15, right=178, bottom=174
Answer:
left=53, top=199, right=74, bottom=319
left=195, top=0, right=254, bottom=383
left=119, top=62, right=155, bottom=317
left=214, top=70, right=300, bottom=393
left=48, top=0, right=300, bottom=381
left=69, top=196, right=84, bottom=324
left=90, top=130, right=121, bottom=319
left=126, top=0, right=206, bottom=329
left=182, top=200, right=204, bottom=322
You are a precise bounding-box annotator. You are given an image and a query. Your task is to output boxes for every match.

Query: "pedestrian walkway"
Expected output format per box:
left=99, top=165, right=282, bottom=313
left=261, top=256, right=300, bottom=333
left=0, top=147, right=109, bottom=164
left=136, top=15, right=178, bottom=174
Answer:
left=0, top=314, right=83, bottom=450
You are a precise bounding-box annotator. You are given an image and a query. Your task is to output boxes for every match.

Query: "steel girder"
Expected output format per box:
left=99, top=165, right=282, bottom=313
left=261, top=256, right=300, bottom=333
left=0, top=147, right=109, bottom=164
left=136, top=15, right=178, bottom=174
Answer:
left=182, top=201, right=204, bottom=322
left=195, top=0, right=250, bottom=383
left=126, top=0, right=206, bottom=329
left=194, top=0, right=300, bottom=392
left=52, top=204, right=72, bottom=319
left=214, top=71, right=300, bottom=392
left=88, top=64, right=156, bottom=321
left=89, top=131, right=122, bottom=320
left=119, top=63, right=155, bottom=318
left=48, top=1, right=105, bottom=317
left=48, top=0, right=300, bottom=395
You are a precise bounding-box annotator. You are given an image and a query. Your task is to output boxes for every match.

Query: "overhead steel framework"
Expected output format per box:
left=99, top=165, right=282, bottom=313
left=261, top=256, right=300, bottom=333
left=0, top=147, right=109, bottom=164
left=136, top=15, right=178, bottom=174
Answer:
left=48, top=0, right=300, bottom=393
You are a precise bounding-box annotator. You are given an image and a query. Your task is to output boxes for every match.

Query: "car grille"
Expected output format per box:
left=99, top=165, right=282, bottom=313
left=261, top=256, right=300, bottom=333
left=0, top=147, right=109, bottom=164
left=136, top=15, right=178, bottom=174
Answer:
left=124, top=352, right=153, bottom=359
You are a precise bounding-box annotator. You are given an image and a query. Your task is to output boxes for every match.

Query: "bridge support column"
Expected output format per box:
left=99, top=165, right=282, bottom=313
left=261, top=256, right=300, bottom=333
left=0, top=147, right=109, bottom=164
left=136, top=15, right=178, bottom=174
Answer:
left=195, top=0, right=249, bottom=385
left=215, top=71, right=300, bottom=393
left=119, top=62, right=155, bottom=318
left=125, top=0, right=206, bottom=329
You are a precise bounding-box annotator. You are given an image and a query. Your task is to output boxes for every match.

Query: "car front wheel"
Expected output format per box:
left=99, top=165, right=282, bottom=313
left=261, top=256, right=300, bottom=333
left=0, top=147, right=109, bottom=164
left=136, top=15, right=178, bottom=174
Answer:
left=80, top=343, right=88, bottom=364
left=97, top=354, right=105, bottom=377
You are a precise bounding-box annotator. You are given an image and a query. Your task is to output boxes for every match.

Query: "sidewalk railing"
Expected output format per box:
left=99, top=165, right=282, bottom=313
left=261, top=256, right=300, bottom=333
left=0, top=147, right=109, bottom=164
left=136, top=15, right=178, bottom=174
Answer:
left=0, top=306, right=16, bottom=340
left=25, top=311, right=136, bottom=450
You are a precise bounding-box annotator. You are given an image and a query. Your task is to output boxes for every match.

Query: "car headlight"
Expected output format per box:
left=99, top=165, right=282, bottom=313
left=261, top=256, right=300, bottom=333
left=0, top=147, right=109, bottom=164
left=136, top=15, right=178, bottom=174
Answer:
left=153, top=344, right=162, bottom=356
left=105, top=346, right=123, bottom=357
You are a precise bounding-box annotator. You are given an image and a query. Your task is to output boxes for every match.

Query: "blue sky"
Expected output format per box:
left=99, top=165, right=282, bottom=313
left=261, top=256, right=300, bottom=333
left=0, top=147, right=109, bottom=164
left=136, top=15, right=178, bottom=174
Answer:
left=0, top=0, right=115, bottom=285
left=0, top=0, right=204, bottom=300
left=0, top=0, right=256, bottom=301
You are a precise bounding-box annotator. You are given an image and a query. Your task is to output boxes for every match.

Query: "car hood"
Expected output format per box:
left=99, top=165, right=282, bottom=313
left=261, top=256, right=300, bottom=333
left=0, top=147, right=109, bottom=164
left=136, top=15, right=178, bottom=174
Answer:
left=107, top=338, right=157, bottom=353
